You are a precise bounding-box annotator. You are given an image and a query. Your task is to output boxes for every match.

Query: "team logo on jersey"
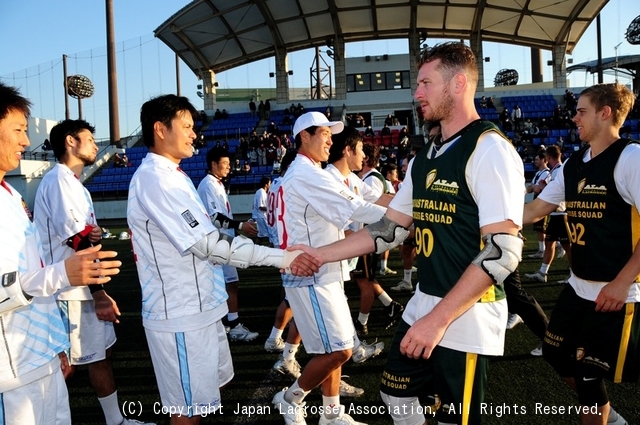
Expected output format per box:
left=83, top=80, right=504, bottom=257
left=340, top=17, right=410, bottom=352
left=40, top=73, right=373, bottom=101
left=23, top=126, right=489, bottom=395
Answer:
left=430, top=179, right=459, bottom=196
left=338, top=190, right=354, bottom=201
left=181, top=210, right=200, bottom=228
left=425, top=170, right=437, bottom=189
left=577, top=178, right=607, bottom=196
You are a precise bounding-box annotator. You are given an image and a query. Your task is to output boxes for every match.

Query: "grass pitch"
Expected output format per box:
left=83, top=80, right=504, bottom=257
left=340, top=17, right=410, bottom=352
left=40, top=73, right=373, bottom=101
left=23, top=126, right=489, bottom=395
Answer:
left=67, top=227, right=640, bottom=424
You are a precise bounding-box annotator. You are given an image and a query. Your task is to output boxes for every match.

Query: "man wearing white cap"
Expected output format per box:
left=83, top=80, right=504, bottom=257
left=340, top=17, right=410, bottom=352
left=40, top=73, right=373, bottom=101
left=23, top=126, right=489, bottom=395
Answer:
left=272, top=112, right=385, bottom=425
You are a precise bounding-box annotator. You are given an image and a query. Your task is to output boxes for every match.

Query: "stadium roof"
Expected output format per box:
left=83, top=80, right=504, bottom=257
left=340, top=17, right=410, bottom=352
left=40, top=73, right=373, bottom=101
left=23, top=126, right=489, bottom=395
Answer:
left=155, top=0, right=609, bottom=76
left=567, top=54, right=640, bottom=74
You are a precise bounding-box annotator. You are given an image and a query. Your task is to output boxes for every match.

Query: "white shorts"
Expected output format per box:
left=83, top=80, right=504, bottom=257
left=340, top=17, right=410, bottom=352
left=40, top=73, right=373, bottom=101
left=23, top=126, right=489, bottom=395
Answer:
left=222, top=265, right=239, bottom=284
left=145, top=320, right=234, bottom=417
left=0, top=361, right=71, bottom=425
left=58, top=300, right=117, bottom=365
left=285, top=282, right=354, bottom=354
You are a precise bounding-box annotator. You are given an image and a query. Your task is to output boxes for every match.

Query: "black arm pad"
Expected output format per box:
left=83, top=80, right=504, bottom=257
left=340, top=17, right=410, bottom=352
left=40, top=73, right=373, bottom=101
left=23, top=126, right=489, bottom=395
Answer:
left=211, top=212, right=242, bottom=231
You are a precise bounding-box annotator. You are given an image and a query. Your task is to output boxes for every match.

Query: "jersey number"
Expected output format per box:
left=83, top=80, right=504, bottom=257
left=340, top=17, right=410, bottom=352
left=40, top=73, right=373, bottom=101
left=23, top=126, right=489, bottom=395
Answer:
left=415, top=227, right=434, bottom=257
left=567, top=222, right=586, bottom=246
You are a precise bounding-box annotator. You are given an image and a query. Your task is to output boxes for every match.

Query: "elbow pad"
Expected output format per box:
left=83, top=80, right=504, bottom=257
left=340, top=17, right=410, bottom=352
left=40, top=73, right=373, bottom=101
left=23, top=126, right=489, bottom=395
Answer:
left=365, top=215, right=410, bottom=254
left=189, top=230, right=234, bottom=265
left=189, top=233, right=289, bottom=269
left=0, top=272, right=33, bottom=315
left=471, top=233, right=523, bottom=284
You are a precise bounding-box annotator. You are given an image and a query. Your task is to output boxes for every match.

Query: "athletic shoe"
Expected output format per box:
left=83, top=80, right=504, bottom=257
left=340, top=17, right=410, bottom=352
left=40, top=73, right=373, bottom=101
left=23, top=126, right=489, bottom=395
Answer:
left=556, top=245, right=566, bottom=259
left=272, top=389, right=307, bottom=425
left=379, top=267, right=397, bottom=276
left=527, top=251, right=544, bottom=259
left=384, top=301, right=404, bottom=329
left=354, top=320, right=368, bottom=336
left=608, top=407, right=628, bottom=425
left=390, top=280, right=413, bottom=292
left=264, top=337, right=285, bottom=352
left=530, top=343, right=543, bottom=357
left=229, top=323, right=259, bottom=341
left=524, top=271, right=547, bottom=282
left=272, top=355, right=302, bottom=379
left=352, top=340, right=384, bottom=363
left=339, top=378, right=364, bottom=397
left=318, top=405, right=367, bottom=425
left=121, top=420, right=156, bottom=425
left=506, top=314, right=523, bottom=330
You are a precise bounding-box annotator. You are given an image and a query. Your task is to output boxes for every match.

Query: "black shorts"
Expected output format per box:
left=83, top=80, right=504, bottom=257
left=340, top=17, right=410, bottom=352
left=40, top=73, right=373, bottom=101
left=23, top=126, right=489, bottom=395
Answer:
left=351, top=252, right=379, bottom=281
left=544, top=213, right=569, bottom=243
left=532, top=217, right=547, bottom=233
left=380, top=319, right=489, bottom=424
left=543, top=285, right=640, bottom=383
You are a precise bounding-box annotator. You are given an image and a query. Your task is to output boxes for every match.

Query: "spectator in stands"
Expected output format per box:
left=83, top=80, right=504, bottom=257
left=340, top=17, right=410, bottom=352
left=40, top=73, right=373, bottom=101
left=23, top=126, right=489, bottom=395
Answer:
left=325, top=105, right=332, bottom=119
left=242, top=160, right=251, bottom=174
left=121, top=153, right=130, bottom=167
left=553, top=105, right=563, bottom=127
left=500, top=107, right=512, bottom=131
left=556, top=136, right=565, bottom=151
left=233, top=159, right=242, bottom=174
left=487, top=96, right=495, bottom=109
left=276, top=142, right=287, bottom=160
left=265, top=99, right=271, bottom=120
left=289, top=103, right=297, bottom=117
left=249, top=146, right=258, bottom=166
left=113, top=153, right=125, bottom=167
left=266, top=142, right=277, bottom=165
left=214, top=108, right=222, bottom=120
left=221, top=109, right=229, bottom=119
left=512, top=104, right=524, bottom=131
left=364, top=125, right=374, bottom=137
left=267, top=121, right=276, bottom=134
left=282, top=114, right=293, bottom=125
left=258, top=143, right=267, bottom=166
left=272, top=157, right=281, bottom=174
left=258, top=100, right=265, bottom=120
left=479, top=95, right=488, bottom=108
left=381, top=123, right=391, bottom=136
left=567, top=127, right=579, bottom=144
left=564, top=89, right=577, bottom=111
left=296, top=103, right=305, bottom=117
left=249, top=98, right=257, bottom=118
left=384, top=113, right=394, bottom=126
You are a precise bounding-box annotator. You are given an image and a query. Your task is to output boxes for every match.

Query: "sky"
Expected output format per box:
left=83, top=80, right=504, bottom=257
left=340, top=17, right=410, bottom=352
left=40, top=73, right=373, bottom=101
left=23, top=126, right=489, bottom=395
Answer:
left=1, top=0, right=639, bottom=141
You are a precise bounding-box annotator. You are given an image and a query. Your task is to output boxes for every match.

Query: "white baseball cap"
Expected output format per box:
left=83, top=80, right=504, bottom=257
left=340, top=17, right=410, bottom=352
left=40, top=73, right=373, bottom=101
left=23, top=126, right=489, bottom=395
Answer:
left=292, top=111, right=344, bottom=138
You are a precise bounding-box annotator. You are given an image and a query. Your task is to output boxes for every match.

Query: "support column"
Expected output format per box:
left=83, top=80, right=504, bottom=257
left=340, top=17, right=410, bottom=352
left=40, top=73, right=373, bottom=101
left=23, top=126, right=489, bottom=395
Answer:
left=470, top=31, right=485, bottom=92
left=408, top=31, right=421, bottom=92
left=201, top=70, right=217, bottom=110
left=531, top=48, right=543, bottom=83
left=551, top=44, right=568, bottom=89
left=333, top=36, right=346, bottom=100
left=275, top=47, right=290, bottom=105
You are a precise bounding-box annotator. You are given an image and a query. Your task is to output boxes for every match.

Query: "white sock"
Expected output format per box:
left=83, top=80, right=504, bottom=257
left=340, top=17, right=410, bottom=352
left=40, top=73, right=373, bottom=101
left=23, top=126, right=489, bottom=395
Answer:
left=403, top=269, right=412, bottom=282
left=540, top=263, right=550, bottom=274
left=286, top=380, right=310, bottom=404
left=358, top=312, right=369, bottom=325
left=538, top=241, right=545, bottom=251
left=380, top=259, right=387, bottom=271
left=269, top=326, right=284, bottom=340
left=97, top=391, right=124, bottom=425
left=322, top=395, right=341, bottom=419
left=283, top=343, right=299, bottom=361
left=378, top=292, right=392, bottom=307
left=227, top=311, right=239, bottom=322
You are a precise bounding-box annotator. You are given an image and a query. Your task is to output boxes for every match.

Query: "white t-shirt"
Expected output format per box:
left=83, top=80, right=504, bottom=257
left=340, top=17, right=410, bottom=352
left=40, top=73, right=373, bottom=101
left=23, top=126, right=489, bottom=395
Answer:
left=34, top=163, right=94, bottom=300
left=127, top=153, right=228, bottom=332
left=0, top=181, right=69, bottom=392
left=538, top=143, right=640, bottom=302
left=252, top=187, right=268, bottom=221
left=197, top=173, right=235, bottom=238
left=277, top=155, right=385, bottom=287
left=389, top=131, right=525, bottom=356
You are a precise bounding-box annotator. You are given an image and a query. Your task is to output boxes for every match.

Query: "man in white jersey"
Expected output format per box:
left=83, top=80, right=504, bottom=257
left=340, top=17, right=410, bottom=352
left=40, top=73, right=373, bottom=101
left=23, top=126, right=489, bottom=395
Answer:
left=128, top=94, right=317, bottom=425
left=197, top=146, right=260, bottom=342
left=272, top=111, right=387, bottom=425
left=0, top=81, right=121, bottom=425
left=34, top=119, right=151, bottom=425
left=252, top=176, right=271, bottom=243
left=524, top=83, right=638, bottom=425
left=526, top=150, right=551, bottom=258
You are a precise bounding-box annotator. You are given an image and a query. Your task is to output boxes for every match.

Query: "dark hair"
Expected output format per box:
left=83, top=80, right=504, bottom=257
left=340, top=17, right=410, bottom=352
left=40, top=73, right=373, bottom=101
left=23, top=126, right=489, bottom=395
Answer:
left=259, top=176, right=271, bottom=187
left=416, top=42, right=478, bottom=86
left=0, top=82, right=31, bottom=121
left=49, top=119, right=95, bottom=161
left=140, top=94, right=199, bottom=148
left=294, top=125, right=317, bottom=148
left=279, top=149, right=297, bottom=176
left=205, top=147, right=230, bottom=171
left=328, top=126, right=362, bottom=164
left=381, top=163, right=398, bottom=178
left=362, top=142, right=380, bottom=168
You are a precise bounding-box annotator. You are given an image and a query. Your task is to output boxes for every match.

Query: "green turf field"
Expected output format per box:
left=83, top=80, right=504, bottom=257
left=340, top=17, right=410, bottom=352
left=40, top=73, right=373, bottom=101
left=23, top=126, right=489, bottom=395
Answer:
left=67, top=227, right=640, bottom=424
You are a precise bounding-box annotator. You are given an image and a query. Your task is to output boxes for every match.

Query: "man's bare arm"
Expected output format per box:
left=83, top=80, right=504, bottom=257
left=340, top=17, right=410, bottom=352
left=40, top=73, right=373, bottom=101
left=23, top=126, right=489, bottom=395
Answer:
left=523, top=197, right=558, bottom=225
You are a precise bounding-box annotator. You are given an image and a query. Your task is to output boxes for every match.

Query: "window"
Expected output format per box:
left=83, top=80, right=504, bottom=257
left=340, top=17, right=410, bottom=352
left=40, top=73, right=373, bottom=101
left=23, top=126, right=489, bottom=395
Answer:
left=346, top=70, right=411, bottom=92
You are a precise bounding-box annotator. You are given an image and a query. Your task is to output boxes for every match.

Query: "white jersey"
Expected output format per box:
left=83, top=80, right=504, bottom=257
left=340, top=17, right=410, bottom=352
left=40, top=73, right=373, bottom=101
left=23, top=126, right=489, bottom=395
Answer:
left=197, top=173, right=235, bottom=238
left=0, top=181, right=69, bottom=392
left=276, top=155, right=385, bottom=287
left=539, top=143, right=640, bottom=303
left=325, top=164, right=380, bottom=232
left=34, top=163, right=94, bottom=300
left=252, top=187, right=268, bottom=221
left=390, top=131, right=524, bottom=355
left=127, top=153, right=228, bottom=333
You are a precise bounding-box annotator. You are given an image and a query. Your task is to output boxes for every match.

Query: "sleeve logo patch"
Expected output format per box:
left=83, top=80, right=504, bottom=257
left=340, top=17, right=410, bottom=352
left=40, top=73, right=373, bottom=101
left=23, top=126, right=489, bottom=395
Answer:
left=181, top=210, right=200, bottom=228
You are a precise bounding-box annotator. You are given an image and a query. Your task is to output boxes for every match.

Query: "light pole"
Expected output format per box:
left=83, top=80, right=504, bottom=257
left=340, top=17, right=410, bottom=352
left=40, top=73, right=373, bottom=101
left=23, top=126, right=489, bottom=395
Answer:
left=614, top=42, right=623, bottom=83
